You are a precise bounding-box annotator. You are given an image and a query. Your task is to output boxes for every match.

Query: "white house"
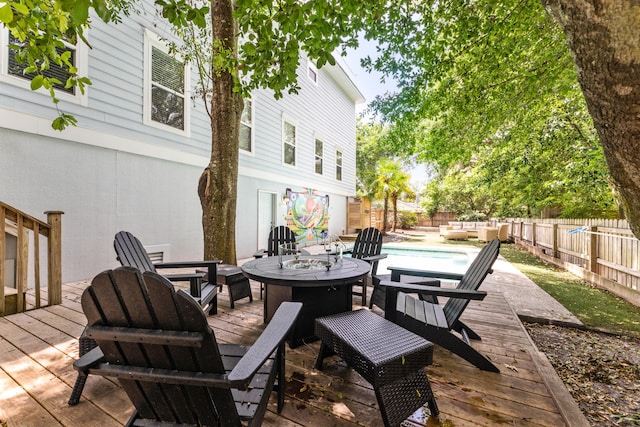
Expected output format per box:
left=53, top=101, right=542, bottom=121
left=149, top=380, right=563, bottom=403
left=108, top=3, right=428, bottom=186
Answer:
left=0, top=5, right=363, bottom=282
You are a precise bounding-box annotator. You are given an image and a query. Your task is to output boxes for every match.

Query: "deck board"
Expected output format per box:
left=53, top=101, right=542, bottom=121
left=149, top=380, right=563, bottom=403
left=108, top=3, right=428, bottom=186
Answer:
left=0, top=278, right=586, bottom=427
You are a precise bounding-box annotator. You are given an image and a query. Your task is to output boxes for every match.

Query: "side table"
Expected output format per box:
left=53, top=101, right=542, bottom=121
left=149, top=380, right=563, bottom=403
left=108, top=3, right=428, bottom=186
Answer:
left=314, top=309, right=439, bottom=426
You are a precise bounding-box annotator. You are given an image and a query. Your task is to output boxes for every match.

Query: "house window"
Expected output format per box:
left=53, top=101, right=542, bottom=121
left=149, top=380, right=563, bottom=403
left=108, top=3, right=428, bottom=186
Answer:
left=283, top=118, right=296, bottom=166
left=240, top=98, right=253, bottom=152
left=144, top=30, right=189, bottom=133
left=315, top=138, right=323, bottom=174
left=336, top=149, right=343, bottom=181
left=1, top=29, right=88, bottom=103
left=307, top=61, right=318, bottom=84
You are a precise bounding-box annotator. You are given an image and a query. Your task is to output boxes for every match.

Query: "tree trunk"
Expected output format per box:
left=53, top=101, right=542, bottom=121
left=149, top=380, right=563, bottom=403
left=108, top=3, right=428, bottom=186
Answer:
left=543, top=0, right=640, bottom=238
left=392, top=195, right=398, bottom=231
left=198, top=0, right=242, bottom=264
left=382, top=195, right=389, bottom=234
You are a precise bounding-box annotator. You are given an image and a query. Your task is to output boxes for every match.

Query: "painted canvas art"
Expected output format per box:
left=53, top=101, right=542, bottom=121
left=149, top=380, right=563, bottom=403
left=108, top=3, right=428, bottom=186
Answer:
left=284, top=188, right=329, bottom=242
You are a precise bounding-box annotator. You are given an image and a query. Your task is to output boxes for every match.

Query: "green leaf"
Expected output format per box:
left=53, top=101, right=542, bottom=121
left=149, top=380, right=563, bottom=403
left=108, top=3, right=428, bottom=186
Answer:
left=92, top=0, right=111, bottom=22
left=243, top=42, right=256, bottom=56
left=70, top=0, right=90, bottom=23
left=52, top=116, right=66, bottom=131
left=9, top=2, right=29, bottom=15
left=0, top=4, right=13, bottom=24
left=30, top=74, right=44, bottom=90
left=52, top=113, right=78, bottom=131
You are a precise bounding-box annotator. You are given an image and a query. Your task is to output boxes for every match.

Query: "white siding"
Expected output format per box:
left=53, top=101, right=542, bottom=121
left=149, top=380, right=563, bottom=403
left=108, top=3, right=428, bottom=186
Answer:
left=242, top=60, right=358, bottom=196
left=0, top=129, right=203, bottom=282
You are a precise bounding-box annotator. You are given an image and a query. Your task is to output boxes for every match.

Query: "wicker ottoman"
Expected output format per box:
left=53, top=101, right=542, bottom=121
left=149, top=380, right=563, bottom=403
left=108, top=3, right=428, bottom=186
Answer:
left=478, top=227, right=498, bottom=242
left=443, top=229, right=468, bottom=240
left=314, top=309, right=439, bottom=427
left=439, top=225, right=453, bottom=236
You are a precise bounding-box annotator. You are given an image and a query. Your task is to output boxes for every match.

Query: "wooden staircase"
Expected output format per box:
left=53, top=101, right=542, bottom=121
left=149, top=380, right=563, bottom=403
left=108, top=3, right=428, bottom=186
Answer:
left=1, top=201, right=63, bottom=316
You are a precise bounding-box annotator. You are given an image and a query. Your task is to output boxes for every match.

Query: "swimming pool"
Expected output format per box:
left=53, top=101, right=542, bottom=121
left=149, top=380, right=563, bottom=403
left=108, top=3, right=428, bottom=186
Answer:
left=377, top=245, right=471, bottom=275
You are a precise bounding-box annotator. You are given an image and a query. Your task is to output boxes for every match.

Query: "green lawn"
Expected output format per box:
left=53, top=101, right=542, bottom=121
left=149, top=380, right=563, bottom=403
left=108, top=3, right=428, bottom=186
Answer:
left=498, top=244, right=640, bottom=336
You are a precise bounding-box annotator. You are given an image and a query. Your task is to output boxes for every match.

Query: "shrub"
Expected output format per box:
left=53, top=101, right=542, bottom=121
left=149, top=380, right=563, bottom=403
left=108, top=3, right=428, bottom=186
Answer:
left=456, top=211, right=488, bottom=222
left=397, top=210, right=418, bottom=229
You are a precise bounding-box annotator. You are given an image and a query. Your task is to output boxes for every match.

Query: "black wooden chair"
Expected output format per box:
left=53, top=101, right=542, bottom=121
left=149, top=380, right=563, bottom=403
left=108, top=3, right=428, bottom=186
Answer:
left=267, top=225, right=298, bottom=256
left=72, top=267, right=302, bottom=426
left=252, top=225, right=299, bottom=258
left=377, top=238, right=502, bottom=372
left=345, top=227, right=387, bottom=305
left=68, top=231, right=222, bottom=406
left=114, top=230, right=219, bottom=314
left=253, top=225, right=304, bottom=298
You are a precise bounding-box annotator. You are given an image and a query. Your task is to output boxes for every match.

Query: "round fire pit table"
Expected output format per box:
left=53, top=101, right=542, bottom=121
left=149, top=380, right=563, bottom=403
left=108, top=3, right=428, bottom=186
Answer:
left=241, top=255, right=371, bottom=348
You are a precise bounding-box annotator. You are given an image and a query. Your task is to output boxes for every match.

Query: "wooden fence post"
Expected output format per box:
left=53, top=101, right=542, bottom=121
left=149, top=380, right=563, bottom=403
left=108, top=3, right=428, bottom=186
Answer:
left=553, top=224, right=558, bottom=259
left=532, top=222, right=537, bottom=247
left=588, top=225, right=598, bottom=273
left=45, top=211, right=64, bottom=305
left=519, top=221, right=524, bottom=241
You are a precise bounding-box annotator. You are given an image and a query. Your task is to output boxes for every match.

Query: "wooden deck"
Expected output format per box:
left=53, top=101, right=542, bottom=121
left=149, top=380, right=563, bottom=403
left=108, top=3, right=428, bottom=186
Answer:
left=0, top=277, right=587, bottom=426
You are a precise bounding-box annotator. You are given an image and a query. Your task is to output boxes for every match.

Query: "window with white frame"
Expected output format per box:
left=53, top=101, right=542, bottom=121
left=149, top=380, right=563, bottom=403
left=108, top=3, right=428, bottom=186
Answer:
left=336, top=149, right=343, bottom=181
left=144, top=30, right=189, bottom=133
left=315, top=138, right=323, bottom=174
left=239, top=98, right=253, bottom=152
left=1, top=29, right=88, bottom=104
left=307, top=60, right=318, bottom=84
left=283, top=118, right=296, bottom=166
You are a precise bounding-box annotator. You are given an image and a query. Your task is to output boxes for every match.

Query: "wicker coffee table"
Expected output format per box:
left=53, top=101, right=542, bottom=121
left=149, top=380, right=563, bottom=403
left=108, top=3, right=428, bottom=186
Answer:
left=314, top=309, right=439, bottom=427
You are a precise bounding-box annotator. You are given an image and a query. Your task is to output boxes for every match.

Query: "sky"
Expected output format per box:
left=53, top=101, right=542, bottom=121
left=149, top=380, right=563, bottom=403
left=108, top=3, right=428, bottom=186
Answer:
left=339, top=41, right=430, bottom=190
left=340, top=38, right=396, bottom=116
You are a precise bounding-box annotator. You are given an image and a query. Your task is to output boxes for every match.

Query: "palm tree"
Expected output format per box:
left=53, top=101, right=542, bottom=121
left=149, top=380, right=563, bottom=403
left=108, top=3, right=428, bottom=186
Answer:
left=390, top=174, right=414, bottom=231
left=373, top=160, right=411, bottom=233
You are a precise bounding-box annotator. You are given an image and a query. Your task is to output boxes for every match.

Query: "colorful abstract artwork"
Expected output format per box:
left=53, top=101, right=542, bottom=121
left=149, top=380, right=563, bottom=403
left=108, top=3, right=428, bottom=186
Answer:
left=284, top=188, right=329, bottom=242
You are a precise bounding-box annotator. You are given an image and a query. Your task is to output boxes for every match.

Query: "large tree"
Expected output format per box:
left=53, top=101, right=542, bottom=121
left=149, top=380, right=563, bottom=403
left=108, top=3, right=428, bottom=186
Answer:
left=360, top=0, right=640, bottom=234
left=541, top=1, right=640, bottom=236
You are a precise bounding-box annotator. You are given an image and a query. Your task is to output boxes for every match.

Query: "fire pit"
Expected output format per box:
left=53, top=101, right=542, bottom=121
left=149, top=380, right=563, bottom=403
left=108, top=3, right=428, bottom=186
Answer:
left=281, top=258, right=333, bottom=270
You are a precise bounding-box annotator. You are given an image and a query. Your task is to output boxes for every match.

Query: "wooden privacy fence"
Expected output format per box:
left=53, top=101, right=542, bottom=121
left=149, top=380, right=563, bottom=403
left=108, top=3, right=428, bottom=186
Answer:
left=505, top=218, right=640, bottom=306
left=1, top=201, right=63, bottom=316
left=368, top=209, right=456, bottom=229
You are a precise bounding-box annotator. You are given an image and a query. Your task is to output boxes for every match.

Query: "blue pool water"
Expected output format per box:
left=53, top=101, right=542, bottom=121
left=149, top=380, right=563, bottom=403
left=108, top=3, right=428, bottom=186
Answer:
left=377, top=245, right=470, bottom=276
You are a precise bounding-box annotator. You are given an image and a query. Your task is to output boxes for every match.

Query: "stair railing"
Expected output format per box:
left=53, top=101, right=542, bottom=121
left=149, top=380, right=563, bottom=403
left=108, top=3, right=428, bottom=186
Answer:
left=1, top=201, right=63, bottom=316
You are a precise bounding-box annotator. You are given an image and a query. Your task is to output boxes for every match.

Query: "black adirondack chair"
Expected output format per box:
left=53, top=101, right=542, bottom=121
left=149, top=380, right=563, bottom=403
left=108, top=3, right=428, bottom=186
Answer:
left=378, top=238, right=501, bottom=372
left=114, top=230, right=219, bottom=314
left=72, top=267, right=302, bottom=426
left=253, top=225, right=302, bottom=299
left=68, top=231, right=222, bottom=406
left=346, top=227, right=387, bottom=305
left=267, top=225, right=298, bottom=256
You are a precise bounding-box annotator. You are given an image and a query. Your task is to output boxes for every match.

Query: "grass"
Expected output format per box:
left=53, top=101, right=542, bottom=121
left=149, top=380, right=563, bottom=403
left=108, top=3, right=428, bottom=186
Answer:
left=498, top=244, right=640, bottom=337
left=391, top=230, right=640, bottom=336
